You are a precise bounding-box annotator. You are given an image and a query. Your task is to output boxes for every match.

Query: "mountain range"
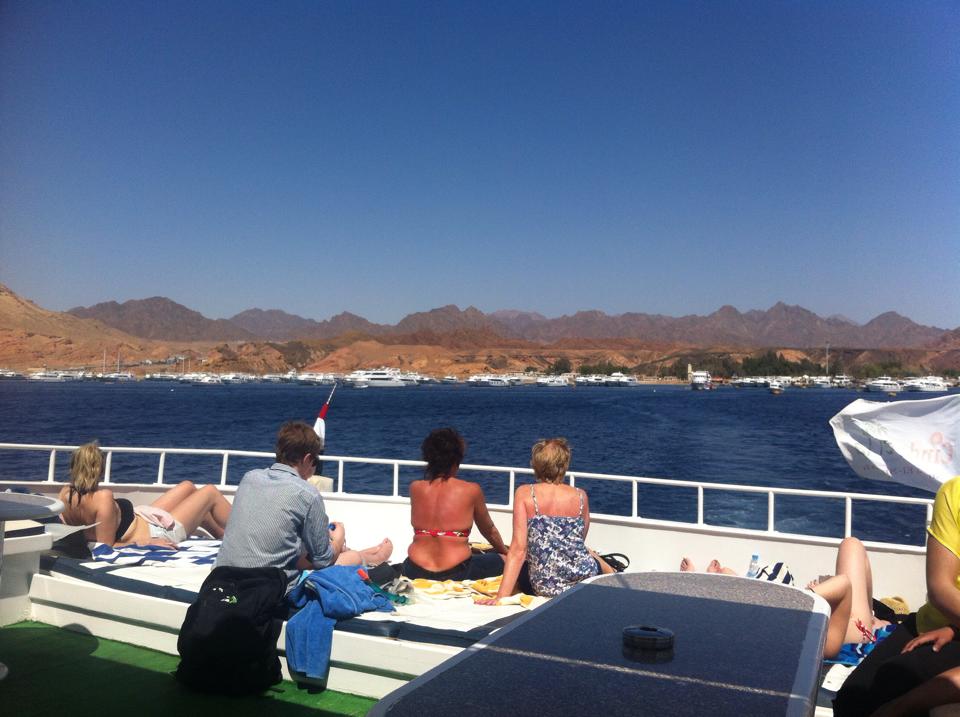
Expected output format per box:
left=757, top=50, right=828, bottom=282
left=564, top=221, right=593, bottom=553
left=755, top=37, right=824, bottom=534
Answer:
left=65, top=297, right=950, bottom=349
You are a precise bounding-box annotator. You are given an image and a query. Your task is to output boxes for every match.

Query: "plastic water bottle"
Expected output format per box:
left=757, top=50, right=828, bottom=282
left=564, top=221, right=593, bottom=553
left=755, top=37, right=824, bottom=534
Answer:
left=746, top=553, right=760, bottom=578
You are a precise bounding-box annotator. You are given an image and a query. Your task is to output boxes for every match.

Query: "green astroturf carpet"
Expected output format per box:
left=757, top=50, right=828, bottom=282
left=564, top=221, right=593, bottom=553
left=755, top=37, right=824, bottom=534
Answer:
left=0, top=621, right=376, bottom=717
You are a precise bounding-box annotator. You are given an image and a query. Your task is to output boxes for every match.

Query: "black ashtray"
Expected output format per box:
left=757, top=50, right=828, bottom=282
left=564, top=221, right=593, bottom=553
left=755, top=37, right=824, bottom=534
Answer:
left=622, top=625, right=675, bottom=664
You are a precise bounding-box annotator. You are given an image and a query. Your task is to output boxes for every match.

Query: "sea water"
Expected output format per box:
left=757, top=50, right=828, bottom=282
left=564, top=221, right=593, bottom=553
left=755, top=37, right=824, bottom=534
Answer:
left=0, top=380, right=943, bottom=545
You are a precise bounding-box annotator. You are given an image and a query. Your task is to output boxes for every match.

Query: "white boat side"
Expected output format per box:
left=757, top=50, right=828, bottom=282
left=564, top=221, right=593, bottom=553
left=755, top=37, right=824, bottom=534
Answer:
left=864, top=376, right=902, bottom=393
left=690, top=370, right=713, bottom=390
left=0, top=441, right=934, bottom=709
left=903, top=376, right=949, bottom=393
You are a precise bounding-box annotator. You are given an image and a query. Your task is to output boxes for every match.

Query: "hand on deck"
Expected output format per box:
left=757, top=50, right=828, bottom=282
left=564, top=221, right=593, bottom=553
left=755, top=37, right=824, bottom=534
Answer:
left=902, top=626, right=955, bottom=654
left=475, top=596, right=502, bottom=606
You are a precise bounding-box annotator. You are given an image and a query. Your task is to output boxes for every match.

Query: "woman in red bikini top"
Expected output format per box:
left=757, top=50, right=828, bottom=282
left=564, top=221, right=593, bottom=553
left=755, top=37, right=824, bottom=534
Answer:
left=403, top=428, right=509, bottom=581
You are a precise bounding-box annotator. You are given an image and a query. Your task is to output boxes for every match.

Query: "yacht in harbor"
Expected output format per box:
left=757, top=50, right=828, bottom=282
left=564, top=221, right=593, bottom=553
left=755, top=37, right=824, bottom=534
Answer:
left=902, top=376, right=950, bottom=393
left=689, top=370, right=713, bottom=390
left=574, top=374, right=605, bottom=386
left=535, top=375, right=570, bottom=387
left=864, top=376, right=902, bottom=393
left=344, top=368, right=414, bottom=388
left=467, top=374, right=510, bottom=387
left=27, top=369, right=66, bottom=382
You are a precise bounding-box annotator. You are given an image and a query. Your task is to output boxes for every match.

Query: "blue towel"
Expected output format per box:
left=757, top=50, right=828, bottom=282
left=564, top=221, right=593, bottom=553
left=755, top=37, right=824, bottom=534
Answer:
left=824, top=624, right=898, bottom=666
left=87, top=538, right=220, bottom=567
left=285, top=565, right=394, bottom=679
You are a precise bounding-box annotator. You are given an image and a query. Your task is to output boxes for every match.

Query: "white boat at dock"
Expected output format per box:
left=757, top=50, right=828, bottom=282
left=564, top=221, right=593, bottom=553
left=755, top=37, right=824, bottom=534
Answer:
left=689, top=370, right=713, bottom=390
left=296, top=372, right=337, bottom=385
left=535, top=375, right=570, bottom=387
left=344, top=368, right=415, bottom=388
left=101, top=372, right=137, bottom=382
left=902, top=376, right=949, bottom=393
left=467, top=374, right=511, bottom=387
left=864, top=377, right=902, bottom=393
left=27, top=370, right=67, bottom=382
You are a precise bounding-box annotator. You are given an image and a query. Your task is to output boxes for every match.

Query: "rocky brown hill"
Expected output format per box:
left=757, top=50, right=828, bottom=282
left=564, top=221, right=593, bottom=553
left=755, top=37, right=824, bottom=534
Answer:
left=490, top=302, right=946, bottom=348
left=71, top=290, right=948, bottom=349
left=229, top=308, right=385, bottom=341
left=69, top=297, right=256, bottom=342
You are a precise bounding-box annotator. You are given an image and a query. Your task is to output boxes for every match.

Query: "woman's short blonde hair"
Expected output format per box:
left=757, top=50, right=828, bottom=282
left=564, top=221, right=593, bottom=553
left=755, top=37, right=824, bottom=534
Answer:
left=531, top=438, right=571, bottom=484
left=68, top=441, right=104, bottom=503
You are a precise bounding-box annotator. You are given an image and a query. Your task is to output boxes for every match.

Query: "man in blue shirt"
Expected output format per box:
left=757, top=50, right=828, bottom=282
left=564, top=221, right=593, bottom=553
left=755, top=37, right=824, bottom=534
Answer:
left=216, top=421, right=346, bottom=589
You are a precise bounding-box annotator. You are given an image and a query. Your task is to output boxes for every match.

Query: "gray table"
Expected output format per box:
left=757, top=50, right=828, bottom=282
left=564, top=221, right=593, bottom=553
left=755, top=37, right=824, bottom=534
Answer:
left=371, top=572, right=828, bottom=717
left=0, top=492, right=64, bottom=680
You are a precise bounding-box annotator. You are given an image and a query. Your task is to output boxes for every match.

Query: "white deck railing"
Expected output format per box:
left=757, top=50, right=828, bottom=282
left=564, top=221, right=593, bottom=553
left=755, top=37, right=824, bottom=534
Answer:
left=0, top=442, right=933, bottom=540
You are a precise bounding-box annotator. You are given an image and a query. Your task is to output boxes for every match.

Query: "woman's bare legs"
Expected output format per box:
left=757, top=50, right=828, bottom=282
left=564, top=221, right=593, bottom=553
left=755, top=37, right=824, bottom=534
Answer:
left=811, top=574, right=853, bottom=659
left=335, top=538, right=394, bottom=567
left=834, top=536, right=888, bottom=643
left=153, top=482, right=232, bottom=539
left=809, top=537, right=890, bottom=657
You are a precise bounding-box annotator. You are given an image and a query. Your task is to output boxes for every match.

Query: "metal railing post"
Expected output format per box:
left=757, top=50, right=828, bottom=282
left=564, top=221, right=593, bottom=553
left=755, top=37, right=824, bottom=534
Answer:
left=508, top=471, right=516, bottom=508
left=697, top=485, right=704, bottom=525
left=767, top=491, right=775, bottom=532
left=337, top=461, right=344, bottom=493
left=157, top=452, right=166, bottom=484
left=220, top=453, right=229, bottom=486
left=47, top=449, right=57, bottom=482
left=844, top=496, right=853, bottom=537
left=632, top=480, right=638, bottom=518
left=393, top=463, right=400, bottom=497
left=104, top=451, right=113, bottom=483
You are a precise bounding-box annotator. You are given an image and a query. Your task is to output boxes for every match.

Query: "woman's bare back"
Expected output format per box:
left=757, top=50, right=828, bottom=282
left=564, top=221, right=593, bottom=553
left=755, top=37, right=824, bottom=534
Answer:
left=407, top=477, right=479, bottom=571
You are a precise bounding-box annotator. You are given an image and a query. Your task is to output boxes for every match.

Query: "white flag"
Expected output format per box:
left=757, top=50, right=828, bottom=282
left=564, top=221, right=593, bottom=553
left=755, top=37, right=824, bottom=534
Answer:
left=830, top=394, right=960, bottom=493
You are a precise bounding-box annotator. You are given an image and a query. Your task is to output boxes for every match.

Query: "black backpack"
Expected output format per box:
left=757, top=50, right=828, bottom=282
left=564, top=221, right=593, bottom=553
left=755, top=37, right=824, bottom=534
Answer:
left=176, top=566, right=288, bottom=695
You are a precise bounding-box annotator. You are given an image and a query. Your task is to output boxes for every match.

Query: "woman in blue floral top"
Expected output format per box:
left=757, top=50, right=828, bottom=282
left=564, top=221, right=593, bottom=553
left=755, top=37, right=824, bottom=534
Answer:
left=478, top=438, right=615, bottom=604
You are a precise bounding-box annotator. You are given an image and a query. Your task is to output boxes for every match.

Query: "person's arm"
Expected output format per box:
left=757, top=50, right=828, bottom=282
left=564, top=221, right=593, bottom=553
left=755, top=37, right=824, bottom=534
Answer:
left=478, top=487, right=528, bottom=605
left=927, top=535, right=960, bottom=626
left=869, top=665, right=960, bottom=717
left=301, top=494, right=338, bottom=569
left=901, top=626, right=956, bottom=654
left=473, top=486, right=508, bottom=555
left=581, top=489, right=591, bottom=539
left=90, top=490, right=121, bottom=546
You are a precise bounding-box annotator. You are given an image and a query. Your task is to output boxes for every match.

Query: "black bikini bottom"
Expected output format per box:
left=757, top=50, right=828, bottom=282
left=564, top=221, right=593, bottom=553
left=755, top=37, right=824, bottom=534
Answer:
left=400, top=553, right=504, bottom=581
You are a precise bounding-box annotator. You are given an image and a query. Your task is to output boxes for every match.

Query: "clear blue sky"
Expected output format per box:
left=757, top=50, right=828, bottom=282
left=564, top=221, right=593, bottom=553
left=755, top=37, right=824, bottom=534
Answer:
left=1, top=1, right=957, bottom=328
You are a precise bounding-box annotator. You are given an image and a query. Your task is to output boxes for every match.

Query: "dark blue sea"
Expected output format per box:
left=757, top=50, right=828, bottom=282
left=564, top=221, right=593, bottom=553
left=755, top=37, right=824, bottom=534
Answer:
left=0, top=381, right=946, bottom=546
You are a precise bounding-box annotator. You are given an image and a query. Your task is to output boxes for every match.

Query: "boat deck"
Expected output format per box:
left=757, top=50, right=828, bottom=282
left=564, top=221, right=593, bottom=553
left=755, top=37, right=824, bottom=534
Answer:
left=0, top=621, right=376, bottom=717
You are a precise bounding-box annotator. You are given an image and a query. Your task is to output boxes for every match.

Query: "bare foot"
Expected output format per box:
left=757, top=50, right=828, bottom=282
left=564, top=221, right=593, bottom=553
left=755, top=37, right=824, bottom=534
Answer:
left=361, top=538, right=393, bottom=567
left=680, top=557, right=695, bottom=572
left=707, top=559, right=723, bottom=573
